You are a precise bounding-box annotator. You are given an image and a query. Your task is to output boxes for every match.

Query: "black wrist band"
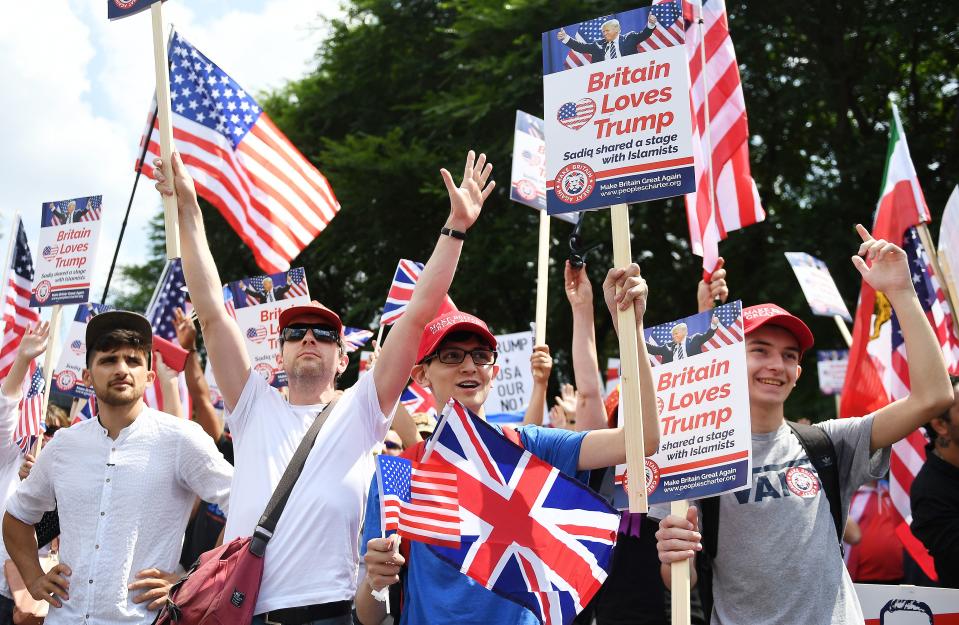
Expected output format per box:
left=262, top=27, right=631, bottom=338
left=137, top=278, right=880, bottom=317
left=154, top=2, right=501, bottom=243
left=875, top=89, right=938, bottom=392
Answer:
left=440, top=227, right=467, bottom=240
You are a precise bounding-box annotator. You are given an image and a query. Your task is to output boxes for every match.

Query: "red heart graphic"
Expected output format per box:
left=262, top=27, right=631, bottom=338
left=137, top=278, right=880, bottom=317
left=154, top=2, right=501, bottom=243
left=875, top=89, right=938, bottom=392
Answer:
left=557, top=98, right=597, bottom=130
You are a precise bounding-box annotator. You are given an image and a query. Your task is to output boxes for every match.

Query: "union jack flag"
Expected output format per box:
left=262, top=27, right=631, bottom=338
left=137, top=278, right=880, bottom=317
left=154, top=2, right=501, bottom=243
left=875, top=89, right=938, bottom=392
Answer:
left=400, top=381, right=437, bottom=418
left=424, top=403, right=619, bottom=625
left=16, top=362, right=44, bottom=453
left=0, top=218, right=40, bottom=380
left=343, top=327, right=373, bottom=353
left=72, top=396, right=97, bottom=425
left=380, top=259, right=456, bottom=326
left=376, top=454, right=461, bottom=547
left=636, top=1, right=685, bottom=52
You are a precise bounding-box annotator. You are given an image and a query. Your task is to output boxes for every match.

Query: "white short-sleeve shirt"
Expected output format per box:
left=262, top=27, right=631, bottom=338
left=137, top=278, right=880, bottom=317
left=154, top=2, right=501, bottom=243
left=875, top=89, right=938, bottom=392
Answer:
left=223, top=370, right=393, bottom=614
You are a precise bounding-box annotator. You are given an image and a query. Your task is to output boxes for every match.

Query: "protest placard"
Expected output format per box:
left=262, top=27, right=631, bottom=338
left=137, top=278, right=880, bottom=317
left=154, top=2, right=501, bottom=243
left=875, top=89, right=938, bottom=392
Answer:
left=223, top=267, right=310, bottom=387
left=51, top=303, right=112, bottom=398
left=541, top=3, right=695, bottom=215
left=817, top=350, right=849, bottom=396
left=31, top=196, right=103, bottom=307
left=511, top=111, right=548, bottom=211
left=784, top=252, right=852, bottom=321
left=855, top=583, right=959, bottom=624
left=611, top=302, right=751, bottom=508
left=107, top=0, right=164, bottom=20
left=483, top=330, right=535, bottom=424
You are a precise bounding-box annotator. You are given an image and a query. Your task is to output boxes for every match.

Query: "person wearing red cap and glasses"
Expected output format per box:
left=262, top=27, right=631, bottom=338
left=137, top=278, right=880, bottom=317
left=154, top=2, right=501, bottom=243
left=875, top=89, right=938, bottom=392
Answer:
left=356, top=264, right=661, bottom=625
left=153, top=150, right=495, bottom=625
left=655, top=226, right=954, bottom=625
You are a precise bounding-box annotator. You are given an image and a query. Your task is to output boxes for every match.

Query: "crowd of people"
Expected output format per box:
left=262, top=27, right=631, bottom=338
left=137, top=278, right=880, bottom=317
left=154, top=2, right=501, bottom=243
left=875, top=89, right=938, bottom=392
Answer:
left=0, top=150, right=954, bottom=625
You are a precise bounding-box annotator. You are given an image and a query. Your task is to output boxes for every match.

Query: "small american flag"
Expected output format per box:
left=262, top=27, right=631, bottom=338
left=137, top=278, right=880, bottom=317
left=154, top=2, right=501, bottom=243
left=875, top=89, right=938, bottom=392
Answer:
left=0, top=218, right=40, bottom=380
left=636, top=1, right=684, bottom=52
left=343, top=327, right=373, bottom=353
left=375, top=454, right=461, bottom=547
left=381, top=259, right=456, bottom=326
left=16, top=362, right=44, bottom=453
left=557, top=99, right=597, bottom=131
left=138, top=31, right=340, bottom=275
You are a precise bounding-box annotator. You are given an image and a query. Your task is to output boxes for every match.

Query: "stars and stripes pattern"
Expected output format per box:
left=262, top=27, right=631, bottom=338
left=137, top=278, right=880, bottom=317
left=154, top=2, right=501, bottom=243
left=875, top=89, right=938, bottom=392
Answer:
left=138, top=31, right=340, bottom=275
left=243, top=267, right=307, bottom=306
left=381, top=259, right=456, bottom=326
left=563, top=16, right=612, bottom=68
left=47, top=196, right=102, bottom=225
left=343, top=327, right=374, bottom=353
left=0, top=218, right=40, bottom=381
left=636, top=1, right=684, bottom=52
left=376, top=454, right=461, bottom=547
left=15, top=362, right=44, bottom=453
left=144, top=258, right=191, bottom=416
left=424, top=402, right=619, bottom=625
left=401, top=381, right=437, bottom=418
left=556, top=99, right=597, bottom=131
left=645, top=303, right=743, bottom=365
left=679, top=0, right=765, bottom=277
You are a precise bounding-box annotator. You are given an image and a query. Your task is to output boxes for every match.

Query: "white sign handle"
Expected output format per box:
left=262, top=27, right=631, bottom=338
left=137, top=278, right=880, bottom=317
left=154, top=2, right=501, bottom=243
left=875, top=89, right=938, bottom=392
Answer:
left=833, top=315, right=852, bottom=348
left=670, top=499, right=691, bottom=625
left=534, top=211, right=550, bottom=345
left=151, top=3, right=180, bottom=259
left=610, top=203, right=647, bottom=513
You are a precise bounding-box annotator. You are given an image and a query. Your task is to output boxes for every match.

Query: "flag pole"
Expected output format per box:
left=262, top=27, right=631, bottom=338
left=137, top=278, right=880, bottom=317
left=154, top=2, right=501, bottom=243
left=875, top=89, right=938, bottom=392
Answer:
left=151, top=3, right=180, bottom=259
left=937, top=254, right=959, bottom=337
left=0, top=214, right=19, bottom=312
left=916, top=223, right=959, bottom=338
left=101, top=105, right=160, bottom=304
left=696, top=0, right=718, bottom=280
left=833, top=315, right=852, bottom=348
left=534, top=210, right=550, bottom=345
left=33, top=303, right=63, bottom=457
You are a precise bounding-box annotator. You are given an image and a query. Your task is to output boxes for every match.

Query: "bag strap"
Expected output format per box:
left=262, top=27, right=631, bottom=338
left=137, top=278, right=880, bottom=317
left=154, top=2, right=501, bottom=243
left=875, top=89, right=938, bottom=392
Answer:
left=249, top=398, right=339, bottom=556
left=787, top=421, right=843, bottom=551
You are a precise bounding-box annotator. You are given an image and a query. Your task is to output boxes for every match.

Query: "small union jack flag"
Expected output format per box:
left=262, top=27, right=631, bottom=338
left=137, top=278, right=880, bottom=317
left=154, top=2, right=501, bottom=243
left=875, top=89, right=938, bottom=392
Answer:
left=343, top=327, right=374, bottom=353
left=381, top=259, right=456, bottom=326
left=400, top=381, right=437, bottom=418
left=16, top=362, right=45, bottom=454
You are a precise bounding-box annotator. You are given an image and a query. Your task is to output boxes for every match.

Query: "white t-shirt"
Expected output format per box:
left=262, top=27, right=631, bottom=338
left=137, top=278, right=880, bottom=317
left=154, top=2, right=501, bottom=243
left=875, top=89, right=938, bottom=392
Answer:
left=0, top=392, right=27, bottom=598
left=223, top=371, right=393, bottom=614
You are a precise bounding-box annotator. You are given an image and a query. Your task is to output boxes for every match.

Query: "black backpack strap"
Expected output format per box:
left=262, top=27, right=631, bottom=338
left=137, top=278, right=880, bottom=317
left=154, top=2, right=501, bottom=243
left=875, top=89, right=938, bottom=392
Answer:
left=249, top=398, right=339, bottom=556
left=786, top=421, right=843, bottom=550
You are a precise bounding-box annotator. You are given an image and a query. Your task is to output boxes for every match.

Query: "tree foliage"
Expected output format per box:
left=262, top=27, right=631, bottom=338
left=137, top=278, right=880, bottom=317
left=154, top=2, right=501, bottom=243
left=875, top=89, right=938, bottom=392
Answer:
left=117, top=0, right=959, bottom=416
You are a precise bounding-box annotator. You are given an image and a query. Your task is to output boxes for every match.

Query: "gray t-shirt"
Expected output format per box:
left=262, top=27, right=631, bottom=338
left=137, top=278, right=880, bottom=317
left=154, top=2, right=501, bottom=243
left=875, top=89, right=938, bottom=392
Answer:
left=710, top=416, right=890, bottom=625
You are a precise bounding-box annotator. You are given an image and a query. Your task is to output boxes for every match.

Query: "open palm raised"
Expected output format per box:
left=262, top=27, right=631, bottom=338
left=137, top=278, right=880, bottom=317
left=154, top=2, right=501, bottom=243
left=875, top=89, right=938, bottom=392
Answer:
left=440, top=150, right=495, bottom=232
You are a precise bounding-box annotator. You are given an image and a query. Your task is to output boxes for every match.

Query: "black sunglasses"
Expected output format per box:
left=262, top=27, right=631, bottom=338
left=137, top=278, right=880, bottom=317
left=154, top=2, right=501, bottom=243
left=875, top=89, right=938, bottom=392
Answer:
left=384, top=440, right=402, bottom=450
left=280, top=325, right=339, bottom=343
left=423, top=347, right=498, bottom=366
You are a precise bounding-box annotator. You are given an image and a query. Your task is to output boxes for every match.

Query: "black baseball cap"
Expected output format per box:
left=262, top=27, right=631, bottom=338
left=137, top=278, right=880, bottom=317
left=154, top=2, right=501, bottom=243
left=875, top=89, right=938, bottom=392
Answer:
left=85, top=311, right=154, bottom=369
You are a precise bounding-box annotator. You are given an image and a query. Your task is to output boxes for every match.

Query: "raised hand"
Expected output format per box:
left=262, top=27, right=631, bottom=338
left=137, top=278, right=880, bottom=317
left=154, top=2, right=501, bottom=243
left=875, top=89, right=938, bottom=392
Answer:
left=530, top=345, right=553, bottom=385
left=173, top=307, right=197, bottom=351
left=564, top=261, right=594, bottom=309
left=602, top=263, right=649, bottom=332
left=555, top=383, right=577, bottom=416
left=440, top=150, right=495, bottom=233
left=16, top=322, right=50, bottom=362
left=851, top=224, right=913, bottom=296
left=152, top=153, right=200, bottom=215
left=697, top=256, right=728, bottom=312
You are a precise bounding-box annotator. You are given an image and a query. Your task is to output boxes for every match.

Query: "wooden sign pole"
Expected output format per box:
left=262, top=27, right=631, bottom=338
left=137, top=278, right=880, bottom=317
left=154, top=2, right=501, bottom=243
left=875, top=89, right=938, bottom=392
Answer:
left=670, top=499, right=692, bottom=625
left=535, top=211, right=550, bottom=345
left=33, top=304, right=63, bottom=457
left=610, top=203, right=648, bottom=513
left=917, top=223, right=959, bottom=338
left=151, top=3, right=180, bottom=258
left=833, top=315, right=852, bottom=348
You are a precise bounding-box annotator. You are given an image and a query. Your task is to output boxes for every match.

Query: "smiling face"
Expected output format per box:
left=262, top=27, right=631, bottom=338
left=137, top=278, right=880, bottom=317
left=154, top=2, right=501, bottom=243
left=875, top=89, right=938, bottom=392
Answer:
left=412, top=334, right=497, bottom=414
left=745, top=325, right=802, bottom=415
left=262, top=277, right=274, bottom=292
left=671, top=323, right=688, bottom=343
left=601, top=23, right=620, bottom=42
left=83, top=346, right=154, bottom=408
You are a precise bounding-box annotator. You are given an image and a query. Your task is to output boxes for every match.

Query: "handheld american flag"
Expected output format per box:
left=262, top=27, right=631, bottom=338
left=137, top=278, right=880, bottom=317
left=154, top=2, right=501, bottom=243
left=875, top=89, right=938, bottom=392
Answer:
left=343, top=327, right=374, bottom=353
left=380, top=259, right=456, bottom=326
left=0, top=218, right=41, bottom=381
left=375, top=454, right=461, bottom=547
left=138, top=31, right=340, bottom=275
left=424, top=402, right=619, bottom=625
left=16, top=362, right=45, bottom=454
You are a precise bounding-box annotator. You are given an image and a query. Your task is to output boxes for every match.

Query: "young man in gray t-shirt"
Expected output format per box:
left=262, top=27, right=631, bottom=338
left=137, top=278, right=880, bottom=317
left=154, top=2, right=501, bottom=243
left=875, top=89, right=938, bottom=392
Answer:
left=655, top=226, right=954, bottom=624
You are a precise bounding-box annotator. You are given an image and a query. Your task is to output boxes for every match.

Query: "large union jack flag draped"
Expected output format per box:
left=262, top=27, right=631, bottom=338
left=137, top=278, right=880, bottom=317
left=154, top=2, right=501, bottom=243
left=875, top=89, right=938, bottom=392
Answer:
left=380, top=259, right=456, bottom=326
left=423, top=403, right=619, bottom=625
left=0, top=218, right=40, bottom=381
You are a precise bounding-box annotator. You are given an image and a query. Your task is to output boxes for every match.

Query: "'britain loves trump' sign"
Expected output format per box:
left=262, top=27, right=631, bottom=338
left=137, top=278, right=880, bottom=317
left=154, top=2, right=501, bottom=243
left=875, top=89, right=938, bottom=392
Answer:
left=541, top=2, right=695, bottom=215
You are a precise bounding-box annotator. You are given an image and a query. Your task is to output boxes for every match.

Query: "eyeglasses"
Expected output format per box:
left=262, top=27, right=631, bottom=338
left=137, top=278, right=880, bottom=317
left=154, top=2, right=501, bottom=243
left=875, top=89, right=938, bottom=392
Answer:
left=280, top=325, right=339, bottom=343
left=384, top=440, right=402, bottom=450
left=424, top=347, right=497, bottom=366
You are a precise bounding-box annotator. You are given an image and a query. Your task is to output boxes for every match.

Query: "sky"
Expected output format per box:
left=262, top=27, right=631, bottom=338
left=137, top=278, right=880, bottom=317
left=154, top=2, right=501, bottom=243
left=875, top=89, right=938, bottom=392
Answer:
left=0, top=0, right=344, bottom=311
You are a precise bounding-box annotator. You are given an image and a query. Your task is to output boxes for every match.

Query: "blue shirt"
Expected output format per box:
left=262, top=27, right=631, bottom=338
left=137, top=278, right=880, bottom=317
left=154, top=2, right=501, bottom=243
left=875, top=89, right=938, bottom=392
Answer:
left=362, top=425, right=588, bottom=625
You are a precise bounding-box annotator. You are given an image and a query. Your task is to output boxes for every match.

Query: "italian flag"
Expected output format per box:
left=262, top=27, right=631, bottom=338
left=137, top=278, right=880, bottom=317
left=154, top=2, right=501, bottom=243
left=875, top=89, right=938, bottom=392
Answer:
left=875, top=103, right=931, bottom=229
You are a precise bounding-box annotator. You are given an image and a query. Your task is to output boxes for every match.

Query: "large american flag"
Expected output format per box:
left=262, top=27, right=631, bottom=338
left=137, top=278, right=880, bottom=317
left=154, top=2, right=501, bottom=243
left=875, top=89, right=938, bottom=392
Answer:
left=144, top=258, right=191, bottom=415
left=376, top=454, right=461, bottom=548
left=380, top=259, right=456, bottom=326
left=424, top=402, right=619, bottom=625
left=15, top=362, right=44, bottom=453
left=677, top=0, right=765, bottom=277
left=138, top=31, right=340, bottom=275
left=636, top=1, right=685, bottom=52
left=0, top=218, right=41, bottom=380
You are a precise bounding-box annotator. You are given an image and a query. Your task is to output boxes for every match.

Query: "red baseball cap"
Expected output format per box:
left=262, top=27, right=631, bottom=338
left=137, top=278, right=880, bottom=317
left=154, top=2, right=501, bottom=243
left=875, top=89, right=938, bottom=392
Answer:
left=742, top=303, right=814, bottom=353
left=278, top=301, right=342, bottom=334
left=416, top=311, right=498, bottom=364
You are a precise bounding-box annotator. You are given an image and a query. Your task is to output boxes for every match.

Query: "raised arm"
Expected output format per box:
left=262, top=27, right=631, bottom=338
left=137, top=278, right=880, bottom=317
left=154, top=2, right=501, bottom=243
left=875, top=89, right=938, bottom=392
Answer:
left=1, top=322, right=49, bottom=401
left=173, top=307, right=222, bottom=441
left=523, top=345, right=552, bottom=425
left=563, top=262, right=607, bottom=432
left=850, top=225, right=954, bottom=452
left=153, top=154, right=251, bottom=410
left=372, top=151, right=494, bottom=415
